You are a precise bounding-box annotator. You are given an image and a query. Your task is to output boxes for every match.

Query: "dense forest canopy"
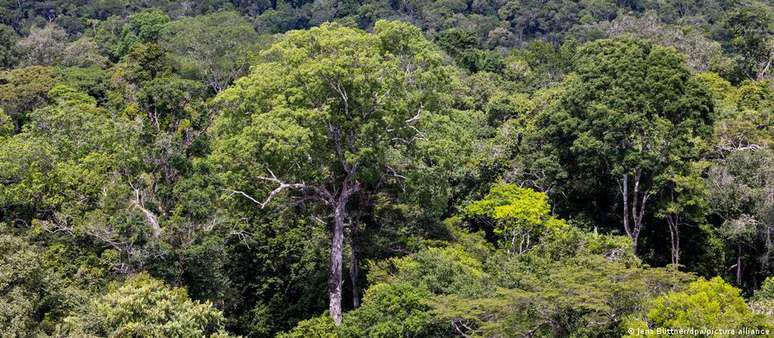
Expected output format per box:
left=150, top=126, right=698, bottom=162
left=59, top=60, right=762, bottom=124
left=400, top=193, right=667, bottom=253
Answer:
left=0, top=0, right=772, bottom=337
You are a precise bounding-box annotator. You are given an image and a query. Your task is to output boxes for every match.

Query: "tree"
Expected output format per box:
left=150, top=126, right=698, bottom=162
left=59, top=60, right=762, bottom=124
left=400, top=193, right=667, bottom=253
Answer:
left=0, top=235, right=50, bottom=336
left=350, top=220, right=689, bottom=337
left=0, top=85, right=150, bottom=272
left=160, top=11, right=261, bottom=92
left=719, top=215, right=758, bottom=286
left=598, top=12, right=727, bottom=72
left=536, top=38, right=713, bottom=253
left=656, top=162, right=709, bottom=267
left=338, top=283, right=434, bottom=337
left=0, top=24, right=17, bottom=68
left=118, top=10, right=170, bottom=57
left=59, top=273, right=231, bottom=337
left=465, top=183, right=567, bottom=255
left=707, top=148, right=774, bottom=287
left=367, top=245, right=491, bottom=297
left=755, top=276, right=774, bottom=301
left=61, top=37, right=110, bottom=68
left=0, top=66, right=59, bottom=131
left=751, top=276, right=774, bottom=318
left=623, top=277, right=771, bottom=335
left=434, top=256, right=692, bottom=337
left=0, top=108, right=12, bottom=137
left=210, top=21, right=455, bottom=324
left=721, top=6, right=773, bottom=81
left=15, top=23, right=68, bottom=66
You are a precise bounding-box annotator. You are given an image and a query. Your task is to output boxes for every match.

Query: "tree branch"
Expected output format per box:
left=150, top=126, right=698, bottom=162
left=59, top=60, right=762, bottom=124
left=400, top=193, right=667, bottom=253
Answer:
left=231, top=169, right=334, bottom=208
left=130, top=183, right=161, bottom=238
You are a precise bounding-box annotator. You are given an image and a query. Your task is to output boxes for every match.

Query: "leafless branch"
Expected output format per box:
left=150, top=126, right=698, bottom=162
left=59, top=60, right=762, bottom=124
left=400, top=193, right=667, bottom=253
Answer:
left=129, top=182, right=162, bottom=238
left=231, top=168, right=334, bottom=209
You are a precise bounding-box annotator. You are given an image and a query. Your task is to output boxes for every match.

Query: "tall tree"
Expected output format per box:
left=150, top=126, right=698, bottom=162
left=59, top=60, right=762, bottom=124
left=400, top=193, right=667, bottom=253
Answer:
left=657, top=162, right=709, bottom=267
left=707, top=148, right=774, bottom=287
left=210, top=21, right=455, bottom=324
left=535, top=38, right=713, bottom=252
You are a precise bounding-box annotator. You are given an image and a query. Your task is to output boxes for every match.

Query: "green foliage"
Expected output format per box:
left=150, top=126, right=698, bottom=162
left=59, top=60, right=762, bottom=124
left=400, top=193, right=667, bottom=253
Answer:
left=15, top=23, right=67, bottom=66
left=751, top=277, right=774, bottom=318
left=62, top=37, right=110, bottom=68
left=368, top=245, right=491, bottom=297
left=339, top=283, right=434, bottom=337
left=57, top=66, right=110, bottom=102
left=211, top=20, right=454, bottom=190
left=0, top=235, right=49, bottom=336
left=355, top=218, right=692, bottom=337
left=277, top=313, right=338, bottom=338
left=222, top=216, right=331, bottom=335
left=0, top=23, right=16, bottom=68
left=0, top=83, right=142, bottom=260
left=624, top=277, right=771, bottom=335
left=466, top=183, right=549, bottom=222
left=519, top=38, right=715, bottom=255
left=0, top=65, right=59, bottom=129
left=0, top=3, right=771, bottom=337
left=707, top=148, right=774, bottom=286
left=466, top=183, right=567, bottom=254
left=118, top=10, right=170, bottom=57
left=60, top=273, right=230, bottom=337
left=160, top=11, right=260, bottom=92
left=720, top=6, right=773, bottom=82
left=436, top=28, right=504, bottom=72
left=754, top=276, right=774, bottom=301
left=435, top=258, right=693, bottom=337
left=0, top=107, right=11, bottom=137
left=562, top=38, right=713, bottom=177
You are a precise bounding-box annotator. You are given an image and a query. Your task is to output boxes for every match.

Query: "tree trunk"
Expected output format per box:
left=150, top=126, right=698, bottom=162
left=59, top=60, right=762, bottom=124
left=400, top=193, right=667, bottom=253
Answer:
left=667, top=215, right=680, bottom=266
left=620, top=170, right=649, bottom=255
left=622, top=174, right=632, bottom=242
left=329, top=200, right=346, bottom=325
left=328, top=178, right=359, bottom=325
left=350, top=235, right=360, bottom=308
left=766, top=224, right=772, bottom=270
left=621, top=173, right=639, bottom=253
left=736, top=244, right=742, bottom=286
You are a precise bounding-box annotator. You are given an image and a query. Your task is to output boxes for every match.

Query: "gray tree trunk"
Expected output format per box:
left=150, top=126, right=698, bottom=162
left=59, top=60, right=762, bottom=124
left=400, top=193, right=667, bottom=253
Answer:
left=329, top=200, right=346, bottom=325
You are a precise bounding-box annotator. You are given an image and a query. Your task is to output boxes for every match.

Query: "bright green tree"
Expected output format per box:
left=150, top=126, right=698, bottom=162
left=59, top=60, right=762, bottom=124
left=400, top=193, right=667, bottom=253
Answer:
left=623, top=277, right=771, bottom=336
left=465, top=183, right=567, bottom=254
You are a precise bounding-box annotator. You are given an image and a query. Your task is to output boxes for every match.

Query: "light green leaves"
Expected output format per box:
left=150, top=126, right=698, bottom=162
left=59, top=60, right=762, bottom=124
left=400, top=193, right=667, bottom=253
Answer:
left=466, top=183, right=550, bottom=223
left=466, top=183, right=567, bottom=253
left=60, top=273, right=230, bottom=337
left=624, top=277, right=771, bottom=335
